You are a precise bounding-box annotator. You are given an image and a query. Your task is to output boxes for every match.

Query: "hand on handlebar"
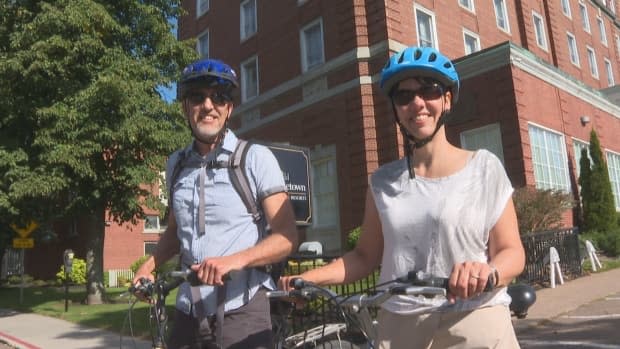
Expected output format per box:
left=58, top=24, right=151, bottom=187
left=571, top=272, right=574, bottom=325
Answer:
left=190, top=255, right=242, bottom=286
left=447, top=261, right=495, bottom=303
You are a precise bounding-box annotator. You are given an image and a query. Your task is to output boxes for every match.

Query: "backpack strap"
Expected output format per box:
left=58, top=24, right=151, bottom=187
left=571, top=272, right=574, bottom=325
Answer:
left=229, top=139, right=262, bottom=223
left=167, top=150, right=188, bottom=209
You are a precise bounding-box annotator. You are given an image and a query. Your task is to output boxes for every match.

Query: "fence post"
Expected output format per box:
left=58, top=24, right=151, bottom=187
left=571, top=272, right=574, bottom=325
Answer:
left=585, top=240, right=603, bottom=272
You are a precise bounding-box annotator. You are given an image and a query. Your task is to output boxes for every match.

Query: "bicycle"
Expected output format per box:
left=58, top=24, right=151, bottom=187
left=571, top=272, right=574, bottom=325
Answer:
left=121, top=270, right=199, bottom=349
left=267, top=271, right=466, bottom=349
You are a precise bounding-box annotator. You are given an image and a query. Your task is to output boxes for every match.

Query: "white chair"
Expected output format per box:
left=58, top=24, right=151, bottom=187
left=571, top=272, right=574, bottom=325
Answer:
left=585, top=240, right=603, bottom=272
left=543, top=246, right=564, bottom=288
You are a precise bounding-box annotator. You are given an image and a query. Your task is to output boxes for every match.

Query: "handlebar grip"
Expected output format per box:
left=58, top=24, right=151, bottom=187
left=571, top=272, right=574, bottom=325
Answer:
left=290, top=278, right=306, bottom=290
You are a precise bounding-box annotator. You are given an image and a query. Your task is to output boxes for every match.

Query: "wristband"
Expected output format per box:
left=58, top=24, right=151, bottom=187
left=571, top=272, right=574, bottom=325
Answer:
left=489, top=263, right=500, bottom=287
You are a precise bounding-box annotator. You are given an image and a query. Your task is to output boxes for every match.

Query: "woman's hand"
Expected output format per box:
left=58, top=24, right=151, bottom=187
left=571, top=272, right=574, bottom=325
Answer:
left=447, top=261, right=494, bottom=303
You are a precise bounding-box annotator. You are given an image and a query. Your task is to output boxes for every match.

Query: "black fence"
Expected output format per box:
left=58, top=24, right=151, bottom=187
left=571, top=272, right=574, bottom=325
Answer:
left=517, top=227, right=583, bottom=285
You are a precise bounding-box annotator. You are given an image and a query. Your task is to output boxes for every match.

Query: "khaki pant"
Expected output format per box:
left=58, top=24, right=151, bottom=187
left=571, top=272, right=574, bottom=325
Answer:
left=376, top=305, right=520, bottom=349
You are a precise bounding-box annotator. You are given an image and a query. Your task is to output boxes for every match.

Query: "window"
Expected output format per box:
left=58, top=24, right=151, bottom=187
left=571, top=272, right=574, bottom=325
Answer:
left=604, top=58, right=615, bottom=86
left=240, top=0, right=257, bottom=41
left=597, top=17, right=608, bottom=46
left=586, top=46, right=599, bottom=79
left=300, top=18, right=325, bottom=72
left=607, top=151, right=620, bottom=210
left=493, top=0, right=510, bottom=33
left=196, top=0, right=209, bottom=17
left=567, top=32, right=579, bottom=66
left=460, top=123, right=505, bottom=163
left=240, top=56, right=258, bottom=102
left=459, top=0, right=475, bottom=12
left=310, top=145, right=339, bottom=229
left=197, top=30, right=209, bottom=58
left=579, top=2, right=590, bottom=33
left=561, top=0, right=572, bottom=17
left=144, top=242, right=157, bottom=256
left=532, top=11, right=548, bottom=50
left=415, top=5, right=438, bottom=48
left=463, top=29, right=481, bottom=54
left=528, top=124, right=571, bottom=192
left=573, top=139, right=591, bottom=179
left=144, top=215, right=161, bottom=232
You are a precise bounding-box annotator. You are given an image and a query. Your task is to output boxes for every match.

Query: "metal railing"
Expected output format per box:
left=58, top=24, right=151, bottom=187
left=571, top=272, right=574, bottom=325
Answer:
left=517, top=227, right=582, bottom=285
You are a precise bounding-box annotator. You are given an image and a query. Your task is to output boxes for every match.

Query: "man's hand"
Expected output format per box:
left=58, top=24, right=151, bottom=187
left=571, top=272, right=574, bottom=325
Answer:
left=191, top=255, right=244, bottom=286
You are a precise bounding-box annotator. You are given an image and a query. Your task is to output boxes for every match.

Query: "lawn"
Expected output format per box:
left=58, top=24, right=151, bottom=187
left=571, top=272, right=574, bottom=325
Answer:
left=0, top=284, right=177, bottom=342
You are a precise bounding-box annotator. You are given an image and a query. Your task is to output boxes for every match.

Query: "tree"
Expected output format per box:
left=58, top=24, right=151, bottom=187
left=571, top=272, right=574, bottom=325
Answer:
left=0, top=0, right=197, bottom=303
left=512, top=187, right=574, bottom=234
left=579, top=130, right=617, bottom=233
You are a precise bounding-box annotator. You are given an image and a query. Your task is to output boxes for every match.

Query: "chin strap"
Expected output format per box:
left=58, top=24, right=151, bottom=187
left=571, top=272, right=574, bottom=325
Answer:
left=390, top=103, right=451, bottom=179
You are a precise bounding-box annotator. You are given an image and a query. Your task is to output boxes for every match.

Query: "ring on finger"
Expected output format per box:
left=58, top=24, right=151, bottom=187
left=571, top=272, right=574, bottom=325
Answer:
left=470, top=274, right=480, bottom=280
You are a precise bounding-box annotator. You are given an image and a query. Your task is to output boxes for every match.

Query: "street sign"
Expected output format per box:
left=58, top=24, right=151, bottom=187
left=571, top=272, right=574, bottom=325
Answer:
left=10, top=221, right=39, bottom=238
left=13, top=238, right=34, bottom=249
left=264, top=143, right=313, bottom=225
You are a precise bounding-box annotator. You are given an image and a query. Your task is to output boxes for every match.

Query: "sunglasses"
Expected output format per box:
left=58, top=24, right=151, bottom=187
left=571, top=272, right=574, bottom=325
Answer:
left=186, top=91, right=232, bottom=106
left=391, top=84, right=444, bottom=106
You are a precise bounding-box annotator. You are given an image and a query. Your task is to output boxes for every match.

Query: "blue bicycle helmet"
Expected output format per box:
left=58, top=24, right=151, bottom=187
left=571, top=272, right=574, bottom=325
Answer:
left=380, top=46, right=460, bottom=103
left=179, top=58, right=239, bottom=98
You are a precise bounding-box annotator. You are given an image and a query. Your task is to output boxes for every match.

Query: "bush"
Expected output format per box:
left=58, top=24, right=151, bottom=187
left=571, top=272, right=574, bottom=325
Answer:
left=580, top=228, right=620, bottom=257
left=346, top=227, right=361, bottom=251
left=513, top=187, right=574, bottom=234
left=56, top=257, right=87, bottom=284
left=130, top=254, right=180, bottom=277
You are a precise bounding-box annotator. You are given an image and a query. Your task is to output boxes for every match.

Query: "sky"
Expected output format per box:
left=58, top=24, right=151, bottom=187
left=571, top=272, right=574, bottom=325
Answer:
left=157, top=16, right=178, bottom=104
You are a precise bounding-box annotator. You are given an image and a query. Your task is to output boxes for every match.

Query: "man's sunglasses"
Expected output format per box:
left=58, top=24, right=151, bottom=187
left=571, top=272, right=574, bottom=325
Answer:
left=186, top=91, right=232, bottom=106
left=391, top=84, right=444, bottom=106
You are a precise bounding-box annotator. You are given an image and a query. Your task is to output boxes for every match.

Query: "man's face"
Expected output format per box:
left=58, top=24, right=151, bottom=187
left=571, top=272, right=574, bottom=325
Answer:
left=182, top=87, right=233, bottom=144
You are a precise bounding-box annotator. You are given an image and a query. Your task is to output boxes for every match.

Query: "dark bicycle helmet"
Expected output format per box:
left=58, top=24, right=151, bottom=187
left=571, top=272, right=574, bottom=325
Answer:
left=380, top=46, right=460, bottom=103
left=179, top=58, right=239, bottom=98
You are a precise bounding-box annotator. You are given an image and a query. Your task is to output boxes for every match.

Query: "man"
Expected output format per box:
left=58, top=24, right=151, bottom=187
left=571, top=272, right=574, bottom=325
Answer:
left=133, top=58, right=298, bottom=349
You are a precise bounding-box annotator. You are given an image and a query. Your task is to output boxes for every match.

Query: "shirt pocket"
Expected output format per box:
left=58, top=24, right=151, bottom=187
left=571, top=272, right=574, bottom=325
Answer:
left=172, top=175, right=195, bottom=228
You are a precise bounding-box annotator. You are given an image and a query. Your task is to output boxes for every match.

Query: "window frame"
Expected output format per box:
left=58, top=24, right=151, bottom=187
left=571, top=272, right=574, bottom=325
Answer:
left=493, top=0, right=511, bottom=33
left=586, top=45, right=599, bottom=79
left=604, top=58, right=615, bottom=86
left=309, top=145, right=339, bottom=230
left=460, top=123, right=505, bottom=164
left=579, top=1, right=590, bottom=33
left=561, top=0, right=572, bottom=18
left=240, top=0, right=257, bottom=41
left=567, top=32, right=580, bottom=66
left=196, top=0, right=209, bottom=18
left=458, top=0, right=475, bottom=13
left=463, top=28, right=481, bottom=54
left=597, top=17, right=608, bottom=46
left=532, top=10, right=548, bottom=50
left=415, top=4, right=439, bottom=48
left=607, top=150, right=620, bottom=210
left=528, top=123, right=571, bottom=192
left=300, top=18, right=325, bottom=72
left=240, top=55, right=259, bottom=102
left=197, top=29, right=209, bottom=59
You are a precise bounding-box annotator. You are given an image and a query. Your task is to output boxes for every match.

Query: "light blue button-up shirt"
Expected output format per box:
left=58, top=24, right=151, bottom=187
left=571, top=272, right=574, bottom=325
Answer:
left=165, top=130, right=286, bottom=315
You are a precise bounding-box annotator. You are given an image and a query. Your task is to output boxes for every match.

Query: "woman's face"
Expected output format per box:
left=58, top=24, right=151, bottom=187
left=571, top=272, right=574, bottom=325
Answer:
left=392, top=78, right=452, bottom=140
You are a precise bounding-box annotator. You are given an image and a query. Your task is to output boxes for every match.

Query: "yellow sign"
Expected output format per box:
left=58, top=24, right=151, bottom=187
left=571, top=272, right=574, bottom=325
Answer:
left=13, top=238, right=34, bottom=249
left=10, top=221, right=38, bottom=238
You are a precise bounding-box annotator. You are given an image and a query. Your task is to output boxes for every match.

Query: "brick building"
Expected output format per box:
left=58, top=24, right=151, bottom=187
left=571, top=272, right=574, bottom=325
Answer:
left=165, top=0, right=620, bottom=256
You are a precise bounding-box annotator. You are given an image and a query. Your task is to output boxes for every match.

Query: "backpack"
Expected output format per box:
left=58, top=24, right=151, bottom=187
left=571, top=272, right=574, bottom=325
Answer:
left=166, top=139, right=285, bottom=282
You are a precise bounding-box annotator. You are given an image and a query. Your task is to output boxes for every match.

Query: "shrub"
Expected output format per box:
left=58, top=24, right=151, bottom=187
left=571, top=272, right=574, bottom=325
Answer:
left=56, top=257, right=87, bottom=284
left=580, top=228, right=620, bottom=257
left=513, top=187, right=574, bottom=234
left=346, top=227, right=361, bottom=251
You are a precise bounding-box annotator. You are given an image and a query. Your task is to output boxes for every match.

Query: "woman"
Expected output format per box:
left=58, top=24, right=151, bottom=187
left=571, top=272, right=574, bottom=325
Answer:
left=280, top=46, right=525, bottom=348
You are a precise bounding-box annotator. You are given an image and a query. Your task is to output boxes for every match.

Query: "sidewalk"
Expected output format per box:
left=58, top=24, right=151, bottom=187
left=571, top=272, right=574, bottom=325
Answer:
left=1, top=268, right=620, bottom=349
left=0, top=308, right=151, bottom=349
left=513, top=266, right=620, bottom=329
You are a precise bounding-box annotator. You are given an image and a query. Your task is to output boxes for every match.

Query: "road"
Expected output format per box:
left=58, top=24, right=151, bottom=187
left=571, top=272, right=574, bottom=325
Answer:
left=516, top=291, right=620, bottom=348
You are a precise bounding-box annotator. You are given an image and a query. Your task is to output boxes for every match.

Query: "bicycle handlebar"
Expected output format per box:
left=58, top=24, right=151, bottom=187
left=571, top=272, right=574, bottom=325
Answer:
left=129, top=269, right=201, bottom=298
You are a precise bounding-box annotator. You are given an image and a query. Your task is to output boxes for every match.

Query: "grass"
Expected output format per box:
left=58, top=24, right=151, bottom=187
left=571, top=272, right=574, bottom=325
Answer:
left=0, top=284, right=177, bottom=341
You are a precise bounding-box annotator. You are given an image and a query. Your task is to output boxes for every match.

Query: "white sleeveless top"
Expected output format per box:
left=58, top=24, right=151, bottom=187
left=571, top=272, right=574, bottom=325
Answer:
left=370, top=150, right=513, bottom=315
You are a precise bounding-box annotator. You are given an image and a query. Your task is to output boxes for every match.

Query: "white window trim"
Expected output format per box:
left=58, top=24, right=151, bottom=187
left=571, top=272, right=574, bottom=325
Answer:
left=572, top=138, right=591, bottom=180
left=493, top=0, right=511, bottom=34
left=144, top=215, right=161, bottom=233
left=606, top=150, right=620, bottom=211
left=604, top=57, right=615, bottom=86
left=597, top=17, right=608, bottom=46
left=196, top=0, right=209, bottom=18
left=586, top=45, right=599, bottom=79
left=300, top=18, right=325, bottom=72
left=462, top=28, right=481, bottom=54
left=567, top=32, right=580, bottom=67
left=197, top=28, right=209, bottom=58
left=240, top=0, right=257, bottom=42
left=240, top=56, right=259, bottom=102
left=414, top=4, right=439, bottom=48
left=460, top=123, right=505, bottom=163
left=561, top=0, right=572, bottom=18
left=527, top=123, right=571, bottom=192
left=579, top=1, right=590, bottom=33
left=532, top=11, right=548, bottom=51
left=458, top=0, right=475, bottom=13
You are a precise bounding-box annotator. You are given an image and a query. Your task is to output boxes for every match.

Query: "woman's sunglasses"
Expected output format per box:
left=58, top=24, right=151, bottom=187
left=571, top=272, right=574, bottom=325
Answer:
left=186, top=91, right=232, bottom=106
left=391, top=84, right=444, bottom=106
